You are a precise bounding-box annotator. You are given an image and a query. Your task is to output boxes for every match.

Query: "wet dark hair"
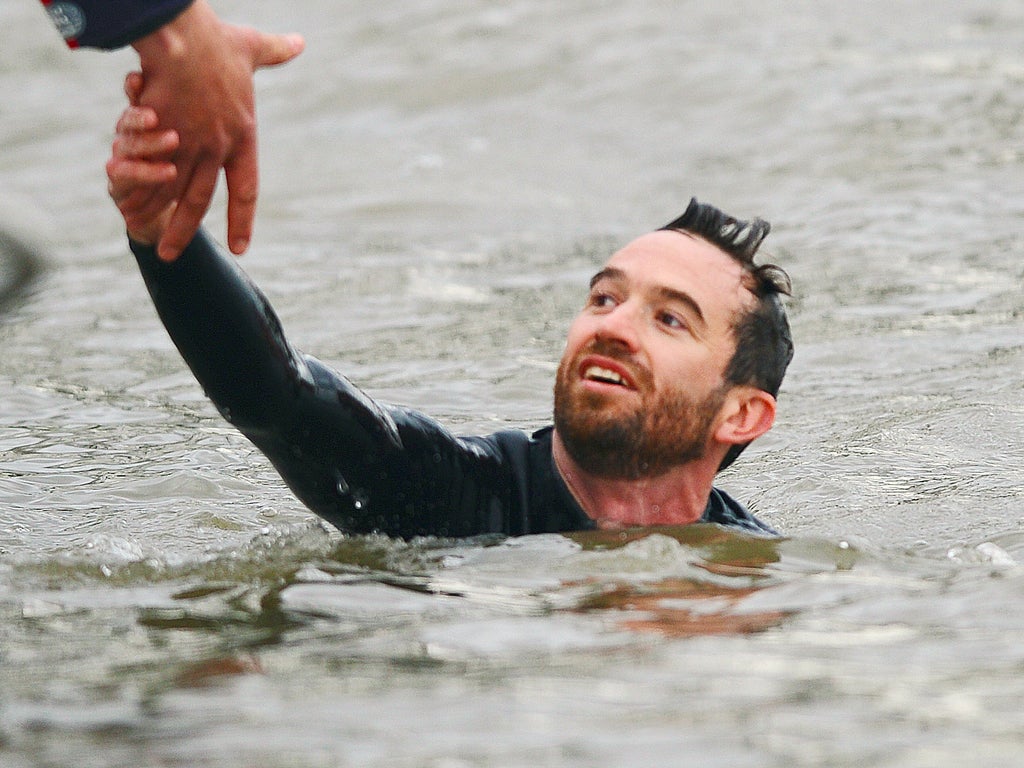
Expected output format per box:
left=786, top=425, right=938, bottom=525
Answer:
left=660, top=198, right=794, bottom=471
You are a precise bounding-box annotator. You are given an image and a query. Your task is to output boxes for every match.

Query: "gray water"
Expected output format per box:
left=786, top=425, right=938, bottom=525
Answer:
left=2, top=1, right=1024, bottom=765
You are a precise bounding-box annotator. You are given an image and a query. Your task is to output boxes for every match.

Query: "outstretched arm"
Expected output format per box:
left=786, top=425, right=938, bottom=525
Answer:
left=107, top=92, right=311, bottom=429
left=106, top=103, right=518, bottom=539
left=108, top=101, right=404, bottom=524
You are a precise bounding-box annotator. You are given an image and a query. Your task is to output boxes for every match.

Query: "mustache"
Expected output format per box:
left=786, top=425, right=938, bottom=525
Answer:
left=577, top=339, right=639, bottom=368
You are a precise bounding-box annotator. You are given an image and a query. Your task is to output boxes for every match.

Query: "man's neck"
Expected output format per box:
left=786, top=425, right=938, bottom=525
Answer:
left=551, top=430, right=719, bottom=529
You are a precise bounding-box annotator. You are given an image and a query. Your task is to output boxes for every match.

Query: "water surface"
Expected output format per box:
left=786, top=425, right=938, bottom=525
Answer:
left=1, top=1, right=1023, bottom=765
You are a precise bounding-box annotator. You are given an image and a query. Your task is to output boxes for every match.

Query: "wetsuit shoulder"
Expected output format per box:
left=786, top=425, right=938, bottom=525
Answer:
left=703, top=487, right=779, bottom=536
left=482, top=426, right=596, bottom=536
left=42, top=0, right=193, bottom=49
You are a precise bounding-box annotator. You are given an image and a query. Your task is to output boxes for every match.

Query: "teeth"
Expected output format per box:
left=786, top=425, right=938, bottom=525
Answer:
left=585, top=365, right=625, bottom=385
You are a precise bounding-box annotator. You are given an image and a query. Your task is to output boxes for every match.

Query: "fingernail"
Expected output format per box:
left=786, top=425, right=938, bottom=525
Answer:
left=231, top=238, right=249, bottom=254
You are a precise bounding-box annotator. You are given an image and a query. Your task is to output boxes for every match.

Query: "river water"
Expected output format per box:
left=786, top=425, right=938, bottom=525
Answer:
left=2, top=1, right=1023, bottom=765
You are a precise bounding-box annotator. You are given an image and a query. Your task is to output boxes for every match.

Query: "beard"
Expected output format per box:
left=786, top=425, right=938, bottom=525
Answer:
left=553, top=341, right=727, bottom=480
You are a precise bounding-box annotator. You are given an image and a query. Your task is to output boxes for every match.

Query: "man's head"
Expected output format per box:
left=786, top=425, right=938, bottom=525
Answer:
left=553, top=198, right=793, bottom=480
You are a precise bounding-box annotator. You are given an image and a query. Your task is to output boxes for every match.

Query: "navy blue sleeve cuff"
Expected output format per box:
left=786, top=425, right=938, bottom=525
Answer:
left=42, top=0, right=194, bottom=50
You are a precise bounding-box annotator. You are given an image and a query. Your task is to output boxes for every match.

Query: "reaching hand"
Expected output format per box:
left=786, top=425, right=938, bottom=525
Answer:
left=131, top=0, right=304, bottom=261
left=106, top=78, right=179, bottom=248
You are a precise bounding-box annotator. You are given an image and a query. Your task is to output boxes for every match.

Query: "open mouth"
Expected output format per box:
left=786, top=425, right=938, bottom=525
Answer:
left=579, top=357, right=636, bottom=390
left=584, top=365, right=628, bottom=386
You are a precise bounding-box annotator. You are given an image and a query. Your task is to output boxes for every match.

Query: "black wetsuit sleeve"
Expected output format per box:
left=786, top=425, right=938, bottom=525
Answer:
left=130, top=230, right=521, bottom=539
left=41, top=0, right=193, bottom=49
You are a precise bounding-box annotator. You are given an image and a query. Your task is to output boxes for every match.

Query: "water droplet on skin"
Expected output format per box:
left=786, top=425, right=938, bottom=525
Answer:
left=351, top=489, right=369, bottom=511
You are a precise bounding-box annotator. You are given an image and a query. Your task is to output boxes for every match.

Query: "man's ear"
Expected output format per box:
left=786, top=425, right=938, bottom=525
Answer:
left=713, top=387, right=776, bottom=447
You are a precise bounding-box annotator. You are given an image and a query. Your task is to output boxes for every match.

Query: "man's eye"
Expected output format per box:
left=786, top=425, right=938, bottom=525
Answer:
left=590, top=292, right=617, bottom=308
left=658, top=311, right=685, bottom=329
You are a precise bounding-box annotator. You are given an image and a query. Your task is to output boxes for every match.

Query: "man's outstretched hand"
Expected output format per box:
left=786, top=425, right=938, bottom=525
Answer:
left=131, top=0, right=304, bottom=261
left=106, top=87, right=179, bottom=248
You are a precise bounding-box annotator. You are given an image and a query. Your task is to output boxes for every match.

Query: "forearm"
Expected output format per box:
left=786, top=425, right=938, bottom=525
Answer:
left=41, top=0, right=194, bottom=50
left=130, top=228, right=310, bottom=434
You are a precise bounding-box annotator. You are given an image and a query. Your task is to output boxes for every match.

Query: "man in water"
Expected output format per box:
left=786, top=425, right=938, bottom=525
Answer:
left=106, top=87, right=793, bottom=539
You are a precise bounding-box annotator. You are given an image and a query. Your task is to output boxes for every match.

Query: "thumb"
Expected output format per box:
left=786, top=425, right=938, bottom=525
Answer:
left=249, top=32, right=306, bottom=69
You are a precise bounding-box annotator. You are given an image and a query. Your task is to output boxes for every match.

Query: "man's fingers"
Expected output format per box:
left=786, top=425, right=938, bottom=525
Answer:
left=106, top=157, right=176, bottom=232
left=222, top=136, right=259, bottom=255
left=118, top=187, right=167, bottom=219
left=124, top=70, right=145, bottom=105
left=249, top=31, right=305, bottom=69
left=128, top=24, right=303, bottom=260
left=106, top=156, right=178, bottom=196
left=116, top=106, right=161, bottom=134
left=112, top=129, right=180, bottom=161
left=157, top=161, right=220, bottom=262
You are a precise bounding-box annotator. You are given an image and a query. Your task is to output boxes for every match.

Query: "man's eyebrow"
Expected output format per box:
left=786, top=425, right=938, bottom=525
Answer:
left=589, top=266, right=624, bottom=289
left=654, top=285, right=707, bottom=327
left=590, top=267, right=707, bottom=326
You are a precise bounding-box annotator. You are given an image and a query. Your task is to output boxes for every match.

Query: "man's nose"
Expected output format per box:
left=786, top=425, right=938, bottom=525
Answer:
left=593, top=301, right=641, bottom=351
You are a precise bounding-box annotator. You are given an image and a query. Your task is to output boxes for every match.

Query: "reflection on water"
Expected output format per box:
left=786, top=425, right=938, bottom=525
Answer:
left=5, top=520, right=1024, bottom=765
left=2, top=0, right=1024, bottom=764
left=569, top=526, right=791, bottom=637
